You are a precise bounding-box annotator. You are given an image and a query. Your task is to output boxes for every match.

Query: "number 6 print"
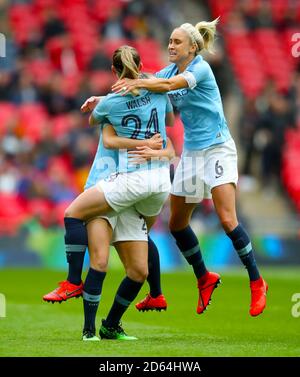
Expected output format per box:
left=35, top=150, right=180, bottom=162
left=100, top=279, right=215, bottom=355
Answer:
left=215, top=160, right=224, bottom=178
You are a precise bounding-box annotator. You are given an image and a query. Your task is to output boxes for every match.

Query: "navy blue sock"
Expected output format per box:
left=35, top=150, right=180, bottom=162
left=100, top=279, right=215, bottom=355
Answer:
left=83, top=268, right=106, bottom=332
left=105, top=276, right=143, bottom=328
left=64, top=217, right=88, bottom=285
left=227, top=224, right=260, bottom=281
left=171, top=226, right=207, bottom=279
left=147, top=236, right=162, bottom=298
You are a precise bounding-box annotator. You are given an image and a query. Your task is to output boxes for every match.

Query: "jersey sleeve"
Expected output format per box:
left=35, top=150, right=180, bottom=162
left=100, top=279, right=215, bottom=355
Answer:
left=101, top=121, right=112, bottom=129
left=155, top=67, right=169, bottom=79
left=179, top=60, right=210, bottom=89
left=166, top=96, right=173, bottom=113
left=92, top=98, right=109, bottom=124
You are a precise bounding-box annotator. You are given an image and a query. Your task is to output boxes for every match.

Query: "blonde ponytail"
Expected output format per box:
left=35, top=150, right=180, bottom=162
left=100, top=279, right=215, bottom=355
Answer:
left=112, top=45, right=141, bottom=95
left=119, top=47, right=139, bottom=80
left=195, top=17, right=219, bottom=53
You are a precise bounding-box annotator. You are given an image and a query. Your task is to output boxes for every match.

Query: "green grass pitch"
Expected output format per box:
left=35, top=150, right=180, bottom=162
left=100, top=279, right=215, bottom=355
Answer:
left=0, top=268, right=299, bottom=356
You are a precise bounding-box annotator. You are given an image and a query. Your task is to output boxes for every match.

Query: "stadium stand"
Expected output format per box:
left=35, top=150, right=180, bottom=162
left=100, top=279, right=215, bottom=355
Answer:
left=0, top=0, right=299, bottom=235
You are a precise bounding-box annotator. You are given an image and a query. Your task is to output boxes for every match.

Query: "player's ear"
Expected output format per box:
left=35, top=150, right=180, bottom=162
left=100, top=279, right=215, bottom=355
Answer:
left=139, top=62, right=144, bottom=71
left=190, top=43, right=197, bottom=55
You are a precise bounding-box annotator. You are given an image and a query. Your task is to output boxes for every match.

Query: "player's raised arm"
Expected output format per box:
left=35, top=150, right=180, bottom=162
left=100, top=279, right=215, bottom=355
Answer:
left=81, top=96, right=103, bottom=113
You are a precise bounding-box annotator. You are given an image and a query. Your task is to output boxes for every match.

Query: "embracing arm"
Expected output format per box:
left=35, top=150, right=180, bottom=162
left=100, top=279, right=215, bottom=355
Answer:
left=112, top=75, right=188, bottom=95
left=128, top=137, right=175, bottom=162
left=157, top=137, right=175, bottom=159
left=102, top=124, right=163, bottom=150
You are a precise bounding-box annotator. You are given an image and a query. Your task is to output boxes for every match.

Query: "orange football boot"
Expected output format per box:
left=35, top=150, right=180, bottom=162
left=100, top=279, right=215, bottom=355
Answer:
left=135, top=293, right=167, bottom=312
left=249, top=277, right=268, bottom=316
left=197, top=272, right=221, bottom=314
left=43, top=280, right=83, bottom=303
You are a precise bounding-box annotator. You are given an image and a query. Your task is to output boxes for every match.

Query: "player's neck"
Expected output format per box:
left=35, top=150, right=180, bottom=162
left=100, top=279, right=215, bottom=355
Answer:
left=176, top=55, right=195, bottom=73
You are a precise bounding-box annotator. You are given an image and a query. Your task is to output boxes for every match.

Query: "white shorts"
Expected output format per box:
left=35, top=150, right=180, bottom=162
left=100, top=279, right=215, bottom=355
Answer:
left=171, top=138, right=238, bottom=203
left=100, top=206, right=148, bottom=243
left=97, top=167, right=171, bottom=217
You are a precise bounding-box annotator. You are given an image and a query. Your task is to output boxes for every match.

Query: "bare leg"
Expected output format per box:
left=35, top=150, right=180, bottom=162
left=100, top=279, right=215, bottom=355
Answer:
left=211, top=183, right=238, bottom=233
left=169, top=194, right=197, bottom=232
left=86, top=218, right=112, bottom=272
left=65, top=186, right=114, bottom=221
left=117, top=241, right=148, bottom=282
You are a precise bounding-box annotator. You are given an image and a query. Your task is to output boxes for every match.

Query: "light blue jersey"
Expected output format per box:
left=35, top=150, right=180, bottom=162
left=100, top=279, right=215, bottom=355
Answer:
left=84, top=130, right=118, bottom=190
left=156, top=55, right=231, bottom=151
left=92, top=90, right=172, bottom=173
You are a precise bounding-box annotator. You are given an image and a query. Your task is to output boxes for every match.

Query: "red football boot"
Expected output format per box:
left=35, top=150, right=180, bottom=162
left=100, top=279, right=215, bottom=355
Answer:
left=197, top=272, right=221, bottom=314
left=43, top=280, right=83, bottom=303
left=135, top=293, right=167, bottom=312
left=249, top=277, right=268, bottom=316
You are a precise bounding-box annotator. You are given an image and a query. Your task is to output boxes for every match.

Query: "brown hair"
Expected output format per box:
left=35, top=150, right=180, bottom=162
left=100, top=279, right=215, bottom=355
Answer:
left=112, top=45, right=141, bottom=79
left=112, top=45, right=141, bottom=95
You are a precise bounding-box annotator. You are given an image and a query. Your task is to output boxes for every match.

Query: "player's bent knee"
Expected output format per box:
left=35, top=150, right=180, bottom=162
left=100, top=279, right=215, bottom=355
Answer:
left=64, top=207, right=72, bottom=218
left=126, top=267, right=148, bottom=283
left=220, top=218, right=237, bottom=233
left=90, top=258, right=108, bottom=272
left=169, top=218, right=189, bottom=232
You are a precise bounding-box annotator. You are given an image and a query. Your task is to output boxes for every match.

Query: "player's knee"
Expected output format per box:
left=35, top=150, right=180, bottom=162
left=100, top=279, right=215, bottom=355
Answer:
left=127, top=266, right=148, bottom=283
left=89, top=252, right=109, bottom=272
left=90, top=258, right=108, bottom=272
left=64, top=205, right=76, bottom=218
left=220, top=217, right=237, bottom=233
left=169, top=216, right=189, bottom=232
left=64, top=207, right=72, bottom=218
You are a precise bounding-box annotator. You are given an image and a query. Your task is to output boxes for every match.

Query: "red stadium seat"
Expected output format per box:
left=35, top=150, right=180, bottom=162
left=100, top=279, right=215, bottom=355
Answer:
left=52, top=200, right=72, bottom=227
left=102, top=39, right=131, bottom=58
left=51, top=114, right=73, bottom=139
left=27, top=198, right=54, bottom=227
left=0, top=103, right=17, bottom=136
left=208, top=0, right=237, bottom=23
left=0, top=193, right=29, bottom=235
left=25, top=59, right=54, bottom=85
left=61, top=74, right=82, bottom=97
left=92, top=0, right=125, bottom=23
left=270, top=0, right=288, bottom=23
left=45, top=36, right=64, bottom=68
left=18, top=103, right=49, bottom=143
left=9, top=3, right=42, bottom=45
left=89, top=71, right=114, bottom=93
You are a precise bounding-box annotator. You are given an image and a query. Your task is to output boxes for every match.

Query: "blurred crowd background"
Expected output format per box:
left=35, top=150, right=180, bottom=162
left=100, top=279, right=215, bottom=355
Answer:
left=0, top=0, right=299, bottom=269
